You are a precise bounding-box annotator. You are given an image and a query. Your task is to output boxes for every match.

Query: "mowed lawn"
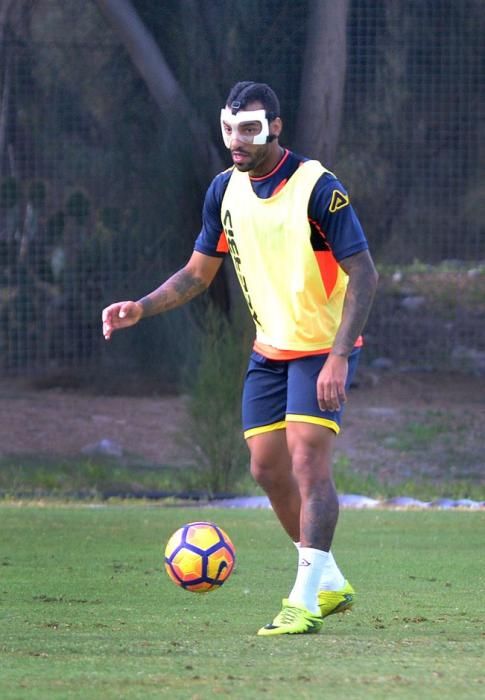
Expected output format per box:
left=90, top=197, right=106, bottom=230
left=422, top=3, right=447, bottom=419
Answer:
left=0, top=504, right=483, bottom=700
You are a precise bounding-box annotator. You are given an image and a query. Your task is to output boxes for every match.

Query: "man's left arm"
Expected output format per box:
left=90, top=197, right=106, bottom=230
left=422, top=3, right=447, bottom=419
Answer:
left=317, top=249, right=378, bottom=412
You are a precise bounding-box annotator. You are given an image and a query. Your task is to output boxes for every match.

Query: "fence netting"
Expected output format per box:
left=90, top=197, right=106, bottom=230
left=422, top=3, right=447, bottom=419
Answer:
left=0, top=0, right=483, bottom=378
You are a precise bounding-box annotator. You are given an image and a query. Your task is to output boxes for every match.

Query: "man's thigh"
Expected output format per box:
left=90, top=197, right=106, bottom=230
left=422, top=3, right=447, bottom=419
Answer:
left=242, top=352, right=288, bottom=439
left=242, top=348, right=361, bottom=438
left=286, top=348, right=361, bottom=434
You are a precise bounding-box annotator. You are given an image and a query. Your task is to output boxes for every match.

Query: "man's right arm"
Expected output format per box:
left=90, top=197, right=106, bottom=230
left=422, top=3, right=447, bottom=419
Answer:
left=138, top=251, right=223, bottom=317
left=102, top=251, right=223, bottom=340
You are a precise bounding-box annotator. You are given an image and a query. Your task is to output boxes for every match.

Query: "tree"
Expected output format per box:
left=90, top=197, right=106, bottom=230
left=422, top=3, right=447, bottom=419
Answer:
left=92, top=0, right=350, bottom=316
left=95, top=0, right=350, bottom=171
left=294, top=0, right=349, bottom=166
left=94, top=0, right=224, bottom=186
left=0, top=0, right=33, bottom=177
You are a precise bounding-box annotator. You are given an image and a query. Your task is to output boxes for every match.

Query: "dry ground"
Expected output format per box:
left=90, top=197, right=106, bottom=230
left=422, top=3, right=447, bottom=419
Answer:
left=0, top=369, right=483, bottom=490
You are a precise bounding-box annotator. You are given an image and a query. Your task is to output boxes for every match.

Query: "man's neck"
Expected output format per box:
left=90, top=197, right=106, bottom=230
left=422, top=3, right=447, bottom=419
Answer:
left=249, top=145, right=285, bottom=178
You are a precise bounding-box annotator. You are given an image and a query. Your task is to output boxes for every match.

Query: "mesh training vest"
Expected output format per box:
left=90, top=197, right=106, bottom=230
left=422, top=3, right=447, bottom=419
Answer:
left=221, top=160, right=349, bottom=352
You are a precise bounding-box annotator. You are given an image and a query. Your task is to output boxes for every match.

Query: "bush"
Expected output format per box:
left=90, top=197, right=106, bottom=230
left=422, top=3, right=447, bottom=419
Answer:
left=181, top=304, right=251, bottom=497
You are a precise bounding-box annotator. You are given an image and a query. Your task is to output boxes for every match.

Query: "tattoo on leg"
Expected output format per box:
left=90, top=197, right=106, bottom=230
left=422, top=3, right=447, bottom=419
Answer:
left=300, top=480, right=339, bottom=551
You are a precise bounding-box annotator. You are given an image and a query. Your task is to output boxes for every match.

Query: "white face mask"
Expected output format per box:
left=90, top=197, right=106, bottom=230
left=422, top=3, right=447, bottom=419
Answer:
left=220, top=108, right=270, bottom=148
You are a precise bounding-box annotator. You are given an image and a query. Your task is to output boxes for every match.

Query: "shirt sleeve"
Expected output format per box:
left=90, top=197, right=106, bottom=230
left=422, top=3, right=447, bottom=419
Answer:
left=308, top=174, right=369, bottom=262
left=194, top=171, right=230, bottom=257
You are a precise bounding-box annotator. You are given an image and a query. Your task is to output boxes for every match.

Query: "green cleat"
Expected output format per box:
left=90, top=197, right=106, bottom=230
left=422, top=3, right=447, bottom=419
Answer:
left=257, top=599, right=323, bottom=636
left=318, top=580, right=356, bottom=618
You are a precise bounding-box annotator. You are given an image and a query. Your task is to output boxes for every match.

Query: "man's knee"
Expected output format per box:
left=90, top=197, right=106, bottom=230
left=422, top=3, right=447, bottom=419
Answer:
left=287, top=424, right=335, bottom=484
left=291, top=445, right=332, bottom=480
left=250, top=457, right=278, bottom=488
left=247, top=431, right=291, bottom=488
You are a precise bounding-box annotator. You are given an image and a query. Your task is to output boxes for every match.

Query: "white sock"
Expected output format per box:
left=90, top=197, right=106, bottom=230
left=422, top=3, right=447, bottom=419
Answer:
left=292, top=541, right=345, bottom=591
left=318, top=550, right=346, bottom=591
left=288, top=547, right=327, bottom=614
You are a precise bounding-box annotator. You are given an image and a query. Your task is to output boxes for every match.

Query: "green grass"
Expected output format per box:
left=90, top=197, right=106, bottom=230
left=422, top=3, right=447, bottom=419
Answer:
left=0, top=505, right=484, bottom=700
left=384, top=419, right=447, bottom=452
left=1, top=452, right=483, bottom=503
left=0, top=455, right=265, bottom=501
left=332, top=454, right=484, bottom=502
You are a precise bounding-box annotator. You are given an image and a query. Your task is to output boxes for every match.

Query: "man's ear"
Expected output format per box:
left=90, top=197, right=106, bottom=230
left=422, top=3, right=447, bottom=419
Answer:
left=270, top=117, right=283, bottom=138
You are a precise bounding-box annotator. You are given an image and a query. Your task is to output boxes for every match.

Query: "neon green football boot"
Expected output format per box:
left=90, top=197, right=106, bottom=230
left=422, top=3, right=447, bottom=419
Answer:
left=317, top=580, right=356, bottom=618
left=257, top=599, right=323, bottom=636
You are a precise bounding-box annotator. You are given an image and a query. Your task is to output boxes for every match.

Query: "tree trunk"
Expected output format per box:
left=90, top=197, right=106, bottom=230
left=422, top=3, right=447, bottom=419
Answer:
left=0, top=0, right=17, bottom=34
left=0, top=1, right=14, bottom=173
left=0, top=0, right=28, bottom=177
left=294, top=0, right=349, bottom=166
left=0, top=51, right=11, bottom=175
left=94, top=0, right=224, bottom=185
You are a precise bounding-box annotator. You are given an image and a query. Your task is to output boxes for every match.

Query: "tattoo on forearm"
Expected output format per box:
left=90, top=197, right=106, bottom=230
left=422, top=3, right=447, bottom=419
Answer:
left=172, top=270, right=207, bottom=303
left=332, top=252, right=378, bottom=356
left=139, top=268, right=207, bottom=317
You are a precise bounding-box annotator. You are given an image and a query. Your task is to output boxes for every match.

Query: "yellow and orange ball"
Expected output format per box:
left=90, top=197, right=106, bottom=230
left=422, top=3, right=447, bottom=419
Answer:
left=164, top=521, right=236, bottom=592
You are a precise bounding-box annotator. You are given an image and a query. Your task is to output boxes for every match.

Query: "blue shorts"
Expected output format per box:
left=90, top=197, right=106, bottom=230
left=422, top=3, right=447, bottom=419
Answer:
left=242, top=348, right=361, bottom=439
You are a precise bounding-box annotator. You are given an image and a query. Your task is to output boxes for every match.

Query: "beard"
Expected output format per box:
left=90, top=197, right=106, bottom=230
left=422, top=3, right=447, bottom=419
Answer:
left=231, top=144, right=270, bottom=173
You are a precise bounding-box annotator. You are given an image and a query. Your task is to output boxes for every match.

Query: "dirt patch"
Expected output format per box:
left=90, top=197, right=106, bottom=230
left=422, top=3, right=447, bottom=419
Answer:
left=337, top=369, right=484, bottom=485
left=0, top=382, right=190, bottom=467
left=0, top=369, right=483, bottom=488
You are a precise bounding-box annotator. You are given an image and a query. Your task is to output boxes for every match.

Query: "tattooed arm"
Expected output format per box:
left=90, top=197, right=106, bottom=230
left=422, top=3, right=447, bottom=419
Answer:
left=331, top=250, right=379, bottom=357
left=102, top=252, right=223, bottom=340
left=137, top=252, right=222, bottom=317
left=316, top=250, right=378, bottom=411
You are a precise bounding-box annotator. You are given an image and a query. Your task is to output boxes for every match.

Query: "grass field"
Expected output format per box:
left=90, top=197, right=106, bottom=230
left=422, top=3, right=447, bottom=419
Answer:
left=0, top=504, right=484, bottom=699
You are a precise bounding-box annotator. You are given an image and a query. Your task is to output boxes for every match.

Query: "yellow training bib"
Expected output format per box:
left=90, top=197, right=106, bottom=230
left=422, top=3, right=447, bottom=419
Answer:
left=221, top=160, right=348, bottom=351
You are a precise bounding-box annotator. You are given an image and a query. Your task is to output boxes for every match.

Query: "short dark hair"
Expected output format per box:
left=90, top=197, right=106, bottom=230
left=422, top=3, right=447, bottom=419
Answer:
left=225, top=81, right=280, bottom=121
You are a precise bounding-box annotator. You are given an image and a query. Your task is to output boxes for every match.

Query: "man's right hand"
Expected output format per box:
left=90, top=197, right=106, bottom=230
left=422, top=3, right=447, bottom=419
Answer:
left=102, top=301, right=143, bottom=340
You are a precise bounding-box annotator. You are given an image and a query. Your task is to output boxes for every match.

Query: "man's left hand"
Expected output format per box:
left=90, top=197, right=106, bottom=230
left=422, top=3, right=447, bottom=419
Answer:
left=317, top=353, right=349, bottom=412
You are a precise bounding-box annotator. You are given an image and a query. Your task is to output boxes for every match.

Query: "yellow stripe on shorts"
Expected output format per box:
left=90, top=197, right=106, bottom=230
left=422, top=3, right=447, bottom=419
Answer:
left=244, top=421, right=287, bottom=439
left=285, top=414, right=340, bottom=434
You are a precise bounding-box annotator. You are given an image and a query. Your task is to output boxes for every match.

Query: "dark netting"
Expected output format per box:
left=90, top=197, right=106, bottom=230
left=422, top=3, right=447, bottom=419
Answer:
left=0, top=0, right=483, bottom=376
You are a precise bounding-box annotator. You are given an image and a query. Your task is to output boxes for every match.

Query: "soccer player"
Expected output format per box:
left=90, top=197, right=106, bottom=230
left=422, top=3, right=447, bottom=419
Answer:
left=102, top=81, right=378, bottom=636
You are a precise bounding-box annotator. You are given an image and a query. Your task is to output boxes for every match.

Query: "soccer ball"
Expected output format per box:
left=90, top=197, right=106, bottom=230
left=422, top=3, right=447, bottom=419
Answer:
left=164, top=521, right=236, bottom=592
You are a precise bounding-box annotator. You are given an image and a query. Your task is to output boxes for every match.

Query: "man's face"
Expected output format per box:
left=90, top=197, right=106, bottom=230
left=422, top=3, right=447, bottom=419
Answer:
left=221, top=100, right=280, bottom=173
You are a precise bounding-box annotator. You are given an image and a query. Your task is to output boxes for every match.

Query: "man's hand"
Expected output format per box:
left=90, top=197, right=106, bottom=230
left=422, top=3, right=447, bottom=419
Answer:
left=317, top=353, right=349, bottom=412
left=102, top=301, right=143, bottom=340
